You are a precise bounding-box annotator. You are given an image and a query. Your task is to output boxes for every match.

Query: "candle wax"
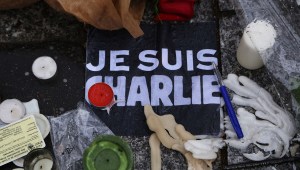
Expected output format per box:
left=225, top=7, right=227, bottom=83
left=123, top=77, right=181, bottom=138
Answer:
left=88, top=83, right=114, bottom=107
left=33, top=159, right=53, bottom=170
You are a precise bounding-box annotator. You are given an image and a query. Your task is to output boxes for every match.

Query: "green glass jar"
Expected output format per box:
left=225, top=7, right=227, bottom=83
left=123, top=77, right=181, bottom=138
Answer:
left=83, top=135, right=133, bottom=170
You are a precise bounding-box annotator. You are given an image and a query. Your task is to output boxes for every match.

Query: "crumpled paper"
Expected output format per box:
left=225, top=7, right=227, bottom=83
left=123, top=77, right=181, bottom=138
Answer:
left=0, top=0, right=146, bottom=38
left=45, top=0, right=146, bottom=38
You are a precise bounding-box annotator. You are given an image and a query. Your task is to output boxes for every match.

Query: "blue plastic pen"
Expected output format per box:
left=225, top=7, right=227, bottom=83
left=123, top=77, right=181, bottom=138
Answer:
left=212, top=63, right=244, bottom=139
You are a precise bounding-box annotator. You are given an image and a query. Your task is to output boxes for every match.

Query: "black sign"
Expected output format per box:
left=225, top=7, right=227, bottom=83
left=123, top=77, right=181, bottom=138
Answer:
left=85, top=22, right=220, bottom=136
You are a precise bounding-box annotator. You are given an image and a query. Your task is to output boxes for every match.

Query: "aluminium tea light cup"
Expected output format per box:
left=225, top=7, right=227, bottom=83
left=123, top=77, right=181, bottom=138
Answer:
left=32, top=56, right=57, bottom=80
left=88, top=82, right=116, bottom=114
left=24, top=149, right=54, bottom=170
left=236, top=20, right=276, bottom=70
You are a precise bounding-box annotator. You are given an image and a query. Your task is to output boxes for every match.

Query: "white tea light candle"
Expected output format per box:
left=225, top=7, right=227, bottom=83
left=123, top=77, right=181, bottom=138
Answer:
left=32, top=56, right=57, bottom=80
left=33, top=114, right=50, bottom=139
left=13, top=157, right=24, bottom=167
left=33, top=159, right=53, bottom=170
left=0, top=99, right=26, bottom=123
left=237, top=20, right=276, bottom=70
left=24, top=149, right=54, bottom=170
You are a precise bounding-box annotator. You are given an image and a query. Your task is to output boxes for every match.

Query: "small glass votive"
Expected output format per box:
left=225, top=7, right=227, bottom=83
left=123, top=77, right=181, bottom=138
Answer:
left=24, top=148, right=54, bottom=170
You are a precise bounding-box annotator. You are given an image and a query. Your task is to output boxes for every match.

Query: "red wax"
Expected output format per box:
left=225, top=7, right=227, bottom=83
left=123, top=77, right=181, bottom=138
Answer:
left=88, top=83, right=114, bottom=107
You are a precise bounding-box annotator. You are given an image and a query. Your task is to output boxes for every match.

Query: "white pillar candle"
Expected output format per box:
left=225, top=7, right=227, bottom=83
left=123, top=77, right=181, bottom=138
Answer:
left=33, top=158, right=53, bottom=170
left=0, top=99, right=26, bottom=123
left=237, top=20, right=276, bottom=70
left=32, top=56, right=57, bottom=80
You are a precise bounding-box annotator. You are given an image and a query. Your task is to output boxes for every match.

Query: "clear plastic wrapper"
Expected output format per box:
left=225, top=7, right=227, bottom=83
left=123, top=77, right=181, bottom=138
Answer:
left=232, top=0, right=300, bottom=117
left=48, top=104, right=114, bottom=170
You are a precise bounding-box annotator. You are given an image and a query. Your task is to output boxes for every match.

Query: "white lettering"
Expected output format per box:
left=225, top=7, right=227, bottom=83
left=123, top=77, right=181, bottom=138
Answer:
left=127, top=77, right=150, bottom=106
left=186, top=50, right=194, bottom=71
left=151, top=75, right=173, bottom=106
left=105, top=76, right=126, bottom=106
left=192, top=76, right=202, bottom=104
left=162, top=48, right=182, bottom=70
left=110, top=50, right=129, bottom=71
left=174, top=76, right=191, bottom=105
left=138, top=50, right=159, bottom=71
left=85, top=75, right=220, bottom=106
left=86, top=51, right=105, bottom=71
left=203, top=75, right=220, bottom=104
left=196, top=49, right=217, bottom=70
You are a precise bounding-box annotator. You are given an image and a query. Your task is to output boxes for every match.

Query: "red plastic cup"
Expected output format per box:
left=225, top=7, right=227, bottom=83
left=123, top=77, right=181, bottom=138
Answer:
left=88, top=83, right=114, bottom=108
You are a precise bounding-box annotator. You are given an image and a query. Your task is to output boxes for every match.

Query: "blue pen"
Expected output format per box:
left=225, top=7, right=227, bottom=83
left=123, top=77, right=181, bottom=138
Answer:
left=212, top=62, right=244, bottom=139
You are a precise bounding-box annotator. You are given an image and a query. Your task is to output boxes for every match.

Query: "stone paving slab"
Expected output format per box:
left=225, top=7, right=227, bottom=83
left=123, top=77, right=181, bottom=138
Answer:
left=0, top=1, right=85, bottom=44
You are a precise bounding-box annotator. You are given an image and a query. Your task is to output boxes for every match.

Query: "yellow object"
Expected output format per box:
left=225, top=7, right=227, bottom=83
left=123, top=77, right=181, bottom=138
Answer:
left=0, top=116, right=45, bottom=166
